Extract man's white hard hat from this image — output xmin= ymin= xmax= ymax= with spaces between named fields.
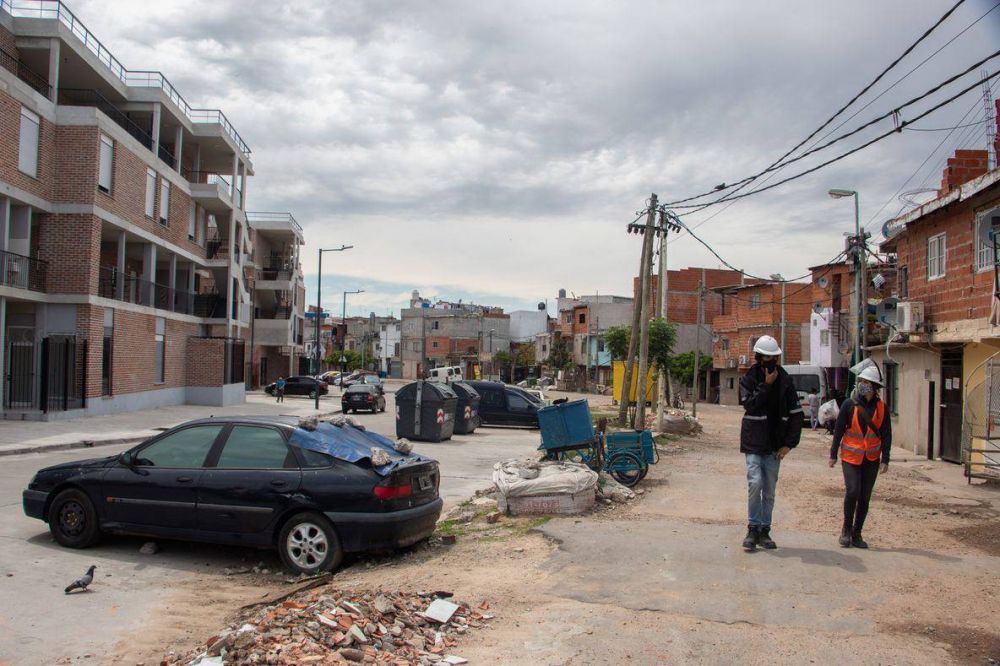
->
xmin=752 ymin=335 xmax=782 ymax=356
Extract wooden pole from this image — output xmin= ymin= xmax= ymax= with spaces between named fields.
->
xmin=618 ymin=194 xmax=657 ymax=426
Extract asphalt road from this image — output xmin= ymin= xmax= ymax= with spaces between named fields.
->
xmin=0 ymin=389 xmax=541 ymax=664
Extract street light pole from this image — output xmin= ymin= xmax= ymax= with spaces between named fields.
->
xmin=314 ymin=244 xmax=353 ymax=410
xmin=339 ymin=289 xmax=364 ymax=386
xmin=829 ymin=188 xmax=865 ymax=379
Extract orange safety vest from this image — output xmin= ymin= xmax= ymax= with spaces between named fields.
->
xmin=840 ymin=400 xmax=885 ymax=465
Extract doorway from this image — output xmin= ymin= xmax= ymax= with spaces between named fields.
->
xmin=5 ymin=326 xmax=35 ymax=409
xmin=926 ymin=381 xmax=935 ymax=460
xmin=939 ymin=349 xmax=963 ymax=463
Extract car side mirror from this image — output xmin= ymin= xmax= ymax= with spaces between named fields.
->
xmin=119 ymin=451 xmax=135 ymax=467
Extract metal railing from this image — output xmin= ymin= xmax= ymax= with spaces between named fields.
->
xmin=0 ymin=45 xmax=51 ymax=97
xmin=187 ymin=171 xmax=232 ymax=192
xmin=157 ymin=143 xmax=175 ymax=169
xmin=59 ymin=88 xmax=153 ymax=149
xmin=98 ymin=266 xmax=221 ymax=316
xmin=246 ymin=211 xmax=303 ymax=237
xmin=0 ymin=249 xmax=47 ymax=292
xmin=256 ymin=267 xmax=294 ymax=282
xmin=257 ymin=306 xmax=293 ymax=320
xmin=2 ymin=0 xmax=251 ymax=157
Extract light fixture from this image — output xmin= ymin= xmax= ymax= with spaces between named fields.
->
xmin=828 ymin=188 xmax=856 ymax=199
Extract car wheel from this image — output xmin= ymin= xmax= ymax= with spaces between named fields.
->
xmin=47 ymin=488 xmax=101 ymax=548
xmin=278 ymin=512 xmax=343 ymax=575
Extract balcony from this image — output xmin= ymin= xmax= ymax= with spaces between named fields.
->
xmin=0 ymin=45 xmax=51 ymax=97
xmin=187 ymin=172 xmax=233 ymax=213
xmin=3 ymin=0 xmax=251 ymax=158
xmin=254 ymin=317 xmax=297 ymax=347
xmin=98 ymin=265 xmax=223 ymax=316
xmin=0 ymin=249 xmax=47 ymax=292
xmin=246 ymin=212 xmax=304 ymax=242
xmin=59 ymin=88 xmax=153 ymax=150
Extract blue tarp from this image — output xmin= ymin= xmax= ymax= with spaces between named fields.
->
xmin=287 ymin=422 xmax=432 ymax=476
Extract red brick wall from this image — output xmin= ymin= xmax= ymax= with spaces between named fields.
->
xmin=111 ymin=310 xmax=200 ymax=393
xmin=188 ymin=337 xmax=225 ymax=387
xmin=76 ymin=303 xmax=105 ymax=399
xmin=0 ymin=89 xmax=56 ymax=201
xmin=0 ymin=25 xmax=19 ymax=59
xmin=35 ymin=213 xmax=101 ymax=294
xmin=811 ymin=263 xmax=852 ymax=311
xmin=635 ymin=269 xmax=749 ymax=324
xmin=938 ymin=149 xmax=988 ymax=197
xmin=712 ymin=282 xmax=811 ymax=369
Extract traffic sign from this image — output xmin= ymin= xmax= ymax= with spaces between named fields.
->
xmin=305 ymin=311 xmax=329 ymax=319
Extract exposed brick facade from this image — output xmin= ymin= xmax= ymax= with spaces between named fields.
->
xmin=634 ymin=268 xmax=757 ymax=325
xmin=712 ymin=282 xmax=812 ymax=370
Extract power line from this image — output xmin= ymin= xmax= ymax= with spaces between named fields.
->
xmin=661 ymin=0 xmax=969 ymax=208
xmin=903 ymin=119 xmax=987 ymax=131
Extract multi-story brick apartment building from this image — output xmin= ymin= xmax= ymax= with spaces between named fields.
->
xmin=0 ymin=2 xmax=303 ymax=416
xmin=400 ymin=290 xmax=510 ymax=380
xmin=552 ymin=289 xmax=633 ymax=386
xmin=870 ymin=143 xmax=1000 ymax=471
xmin=712 ymin=281 xmax=813 ymax=405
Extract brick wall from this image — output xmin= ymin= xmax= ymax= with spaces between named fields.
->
xmin=634 ymin=268 xmax=748 ymax=324
xmin=0 ymin=89 xmax=57 ymax=201
xmin=0 ymin=25 xmax=19 ymax=59
xmin=35 ymin=213 xmax=101 ymax=294
xmin=110 ymin=309 xmax=199 ymax=393
xmin=811 ymin=263 xmax=852 ymax=311
xmin=938 ymin=149 xmax=988 ymax=197
xmin=712 ymin=282 xmax=811 ymax=369
xmin=188 ymin=337 xmax=225 ymax=387
xmin=76 ymin=303 xmax=105 ymax=399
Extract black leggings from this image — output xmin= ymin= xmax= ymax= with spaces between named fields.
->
xmin=842 ymin=458 xmax=880 ymax=533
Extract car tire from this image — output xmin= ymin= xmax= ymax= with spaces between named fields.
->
xmin=278 ymin=512 xmax=343 ymax=575
xmin=48 ymin=488 xmax=101 ymax=549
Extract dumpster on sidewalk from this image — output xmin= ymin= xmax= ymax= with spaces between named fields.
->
xmin=450 ymin=381 xmax=482 ymax=435
xmin=395 ymin=380 xmax=458 ymax=442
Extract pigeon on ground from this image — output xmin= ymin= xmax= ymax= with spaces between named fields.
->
xmin=64 ymin=565 xmax=96 ymax=594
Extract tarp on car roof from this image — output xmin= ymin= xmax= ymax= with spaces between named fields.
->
xmin=287 ymin=422 xmax=432 ymax=476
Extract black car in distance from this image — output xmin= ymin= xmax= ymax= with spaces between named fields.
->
xmin=465 ymin=380 xmax=542 ymax=427
xmin=264 ymin=376 xmax=329 ymax=399
xmin=342 ymin=384 xmax=386 ymax=413
xmin=22 ymin=416 xmax=441 ymax=574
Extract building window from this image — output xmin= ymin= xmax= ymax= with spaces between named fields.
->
xmin=18 ymin=108 xmax=40 ymax=177
xmin=750 ymin=293 xmax=761 ymax=309
xmin=898 ymin=265 xmax=908 ymax=298
xmin=159 ymin=180 xmax=170 ymax=225
xmin=727 ymin=378 xmax=735 ymax=390
xmin=580 ymin=339 xmax=586 ymax=353
xmin=578 ymin=313 xmax=586 ymax=324
xmin=188 ymin=202 xmax=196 ymax=240
xmin=976 ymin=213 xmax=999 ymax=272
xmin=154 ymin=317 xmax=165 ymax=384
xmin=883 ymin=361 xmax=898 ymax=416
xmin=721 ymin=338 xmax=730 ymax=352
xmin=597 ymin=339 xmax=605 ymax=352
xmin=102 ymin=309 xmax=113 ymax=396
xmin=145 ymin=168 xmax=156 ymax=217
xmin=820 ymin=329 xmax=830 ymax=347
xmin=431 ymin=341 xmax=438 ymax=348
xmin=542 ymin=344 xmax=547 ymax=352
xmin=98 ymin=133 xmax=114 ymax=193
xmin=394 ymin=343 xmax=400 ymax=356
xmin=432 ymin=320 xmax=439 ymax=330
xmin=565 ymin=314 xmax=571 ymax=323
xmin=927 ymin=233 xmax=946 ymax=280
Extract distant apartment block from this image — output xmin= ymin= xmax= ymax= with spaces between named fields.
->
xmin=0 ymin=2 xmax=303 ymax=417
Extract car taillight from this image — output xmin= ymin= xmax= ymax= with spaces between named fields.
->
xmin=320 ymin=382 xmax=328 ymax=389
xmin=374 ymin=484 xmax=412 ymax=499
xmin=366 ymin=394 xmax=373 ymax=401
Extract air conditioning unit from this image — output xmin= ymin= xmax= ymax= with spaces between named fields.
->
xmin=738 ymin=354 xmax=748 ymax=366
xmin=896 ymin=301 xmax=925 ymax=333
xmin=727 ymin=358 xmax=737 ymax=369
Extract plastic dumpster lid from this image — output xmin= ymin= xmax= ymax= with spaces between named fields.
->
xmin=449 ymin=381 xmax=480 ymax=399
xmin=396 ymin=380 xmax=458 ymax=400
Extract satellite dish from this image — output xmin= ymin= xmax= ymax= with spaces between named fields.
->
xmin=711 ymin=333 xmax=720 ymax=343
xmin=813 ymin=303 xmax=824 ymax=315
xmin=817 ymin=276 xmax=829 ymax=289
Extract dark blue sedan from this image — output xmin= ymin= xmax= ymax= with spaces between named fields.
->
xmin=22 ymin=416 xmax=441 ymax=574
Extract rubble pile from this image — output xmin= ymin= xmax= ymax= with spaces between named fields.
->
xmin=174 ymin=588 xmax=490 ymax=666
xmin=646 ymin=410 xmax=702 ymax=435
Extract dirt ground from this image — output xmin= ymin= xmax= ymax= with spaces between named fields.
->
xmin=98 ymin=401 xmax=1000 ymax=666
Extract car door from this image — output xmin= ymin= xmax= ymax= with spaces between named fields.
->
xmin=197 ymin=424 xmax=302 ymax=536
xmin=102 ymin=424 xmax=225 ymax=531
xmin=506 ymin=389 xmax=538 ymax=426
xmin=477 ymin=386 xmax=505 ymax=424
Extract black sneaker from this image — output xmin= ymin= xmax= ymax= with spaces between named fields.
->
xmin=851 ymin=532 xmax=869 ymax=549
xmin=742 ymin=525 xmax=758 ymax=552
xmin=839 ymin=527 xmax=852 ymax=548
xmin=757 ymin=527 xmax=777 ymax=549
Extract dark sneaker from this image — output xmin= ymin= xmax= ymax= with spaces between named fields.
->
xmin=839 ymin=527 xmax=852 ymax=548
xmin=757 ymin=527 xmax=777 ymax=549
xmin=851 ymin=532 xmax=869 ymax=549
xmin=742 ymin=525 xmax=758 ymax=552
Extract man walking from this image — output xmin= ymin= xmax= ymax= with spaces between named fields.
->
xmin=275 ymin=376 xmax=286 ymax=403
xmin=807 ymin=389 xmax=821 ymax=430
xmin=739 ymin=335 xmax=804 ymax=552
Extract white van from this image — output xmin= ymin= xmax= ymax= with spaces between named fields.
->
xmin=783 ymin=364 xmax=828 ymax=409
xmin=428 ymin=365 xmax=464 ymax=383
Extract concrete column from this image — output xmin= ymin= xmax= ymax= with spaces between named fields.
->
xmin=231 ymin=154 xmax=239 ymax=202
xmin=115 ymin=231 xmax=126 ymax=300
xmin=47 ymin=39 xmax=60 ymax=103
xmin=227 ymin=210 xmax=237 ymax=336
xmin=168 ymin=253 xmax=177 ymax=311
xmin=151 ymin=103 xmax=162 ymax=157
xmin=193 ymin=143 xmax=201 ymax=174
xmin=239 ymin=167 xmax=248 ymax=211
xmin=174 ymin=126 xmax=184 ymax=174
xmin=0 ymin=198 xmax=10 ymax=252
xmin=187 ymin=262 xmax=196 ymax=293
xmin=142 ymin=243 xmax=157 ymax=305
xmin=0 ymin=297 xmax=6 ymax=409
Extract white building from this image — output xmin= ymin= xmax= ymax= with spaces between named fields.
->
xmin=509 ymin=307 xmax=550 ymax=342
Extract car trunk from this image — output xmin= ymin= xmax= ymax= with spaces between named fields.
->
xmin=375 ymin=460 xmax=439 ymax=511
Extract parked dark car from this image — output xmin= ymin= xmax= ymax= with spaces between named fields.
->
xmin=265 ymin=376 xmax=329 ymax=398
xmin=465 ymin=380 xmax=541 ymax=427
xmin=342 ymin=372 xmax=380 ymax=389
xmin=342 ymin=384 xmax=386 ymax=413
xmin=22 ymin=416 xmax=441 ymax=574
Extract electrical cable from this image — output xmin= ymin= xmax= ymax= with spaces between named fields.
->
xmin=661 ymin=0 xmax=969 ymax=208
xmin=903 ymin=119 xmax=987 ymax=131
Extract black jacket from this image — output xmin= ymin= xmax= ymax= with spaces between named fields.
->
xmin=830 ymin=396 xmax=893 ymax=465
xmin=739 ymin=364 xmax=804 ymax=455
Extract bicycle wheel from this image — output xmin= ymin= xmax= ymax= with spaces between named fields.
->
xmin=606 ymin=450 xmax=647 ymax=487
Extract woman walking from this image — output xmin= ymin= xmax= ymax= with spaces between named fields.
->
xmin=828 ymin=363 xmax=891 ymax=548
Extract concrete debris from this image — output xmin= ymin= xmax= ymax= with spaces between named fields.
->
xmin=650 ymin=412 xmax=702 ymax=435
xmin=394 ymin=438 xmax=414 ymax=454
xmin=139 ymin=541 xmax=159 ymax=555
xmin=223 ymin=567 xmax=251 ymax=576
xmin=596 ymin=472 xmax=636 ymax=503
xmin=485 ymin=511 xmax=501 ymax=524
xmin=329 ymin=415 xmax=364 ymax=430
xmin=370 ymin=448 xmax=392 ymax=467
xmin=167 ymin=588 xmax=494 ymax=666
xmin=470 ymin=497 xmax=497 ymax=509
xmin=298 ymin=416 xmax=320 ymax=431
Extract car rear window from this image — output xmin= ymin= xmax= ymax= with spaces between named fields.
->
xmin=216 ymin=425 xmax=296 ymax=469
xmin=298 ymin=448 xmax=334 ymax=468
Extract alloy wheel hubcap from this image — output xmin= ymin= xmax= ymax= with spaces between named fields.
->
xmin=287 ymin=522 xmax=329 ymax=568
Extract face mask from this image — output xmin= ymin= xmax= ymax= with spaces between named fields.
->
xmin=762 ymin=360 xmax=778 ymax=371
xmin=858 ymin=382 xmax=874 ymax=397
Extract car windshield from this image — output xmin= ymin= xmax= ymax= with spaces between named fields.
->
xmin=511 ymin=387 xmax=543 ymax=404
xmin=363 ymin=376 xmax=380 ymax=384
xmin=789 ymin=374 xmax=821 ymax=394
xmin=346 ymin=385 xmax=371 ymax=394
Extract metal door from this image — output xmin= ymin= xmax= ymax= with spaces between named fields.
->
xmin=5 ymin=326 xmax=35 ymax=409
xmin=940 ymin=348 xmax=964 ymax=463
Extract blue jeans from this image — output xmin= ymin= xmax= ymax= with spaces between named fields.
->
xmin=745 ymin=453 xmax=781 ymax=527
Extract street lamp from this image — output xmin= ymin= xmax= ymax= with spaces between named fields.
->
xmin=340 ymin=289 xmax=364 ymax=386
xmin=828 ymin=188 xmax=865 ymax=376
xmin=314 ymin=245 xmax=353 ymax=410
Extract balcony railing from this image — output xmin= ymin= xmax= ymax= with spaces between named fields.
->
xmin=0 ymin=45 xmax=51 ymax=97
xmin=157 ymin=143 xmax=176 ymax=169
xmin=256 ymin=267 xmax=294 ymax=282
xmin=187 ymin=171 xmax=232 ymax=192
xmin=59 ymin=88 xmax=153 ymax=149
xmin=246 ymin=212 xmax=303 ymax=237
xmin=2 ymin=1 xmax=251 ymax=157
xmin=257 ymin=306 xmax=293 ymax=320
xmin=0 ymin=249 xmax=47 ymax=292
xmin=98 ymin=266 xmax=222 ymax=316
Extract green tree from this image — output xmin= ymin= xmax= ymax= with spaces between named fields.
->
xmin=668 ymin=351 xmax=712 ymax=386
xmin=604 ymin=318 xmax=676 ymax=373
xmin=326 ymin=348 xmax=363 ymax=371
xmin=604 ymin=325 xmax=631 ymax=361
xmin=515 ymin=344 xmax=536 ymax=368
xmin=543 ymin=338 xmax=574 ymax=371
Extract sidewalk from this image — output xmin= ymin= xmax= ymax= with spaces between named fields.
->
xmin=0 ymin=392 xmax=343 ymax=457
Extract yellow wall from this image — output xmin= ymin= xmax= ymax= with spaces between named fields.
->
xmin=612 ymin=361 xmax=655 ymax=403
xmin=963 ymin=341 xmax=1000 ymax=476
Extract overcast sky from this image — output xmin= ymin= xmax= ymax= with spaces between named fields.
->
xmin=73 ymin=0 xmax=1000 ymax=316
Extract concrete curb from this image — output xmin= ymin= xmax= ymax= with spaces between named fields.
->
xmin=0 ymin=408 xmax=344 ymax=458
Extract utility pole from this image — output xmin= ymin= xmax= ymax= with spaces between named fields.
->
xmin=314 ymin=244 xmax=353 ymax=410
xmin=692 ymin=280 xmax=705 ymax=418
xmin=634 ymin=220 xmax=657 ymax=430
xmin=780 ymin=280 xmax=786 ymax=357
xmin=618 ymin=194 xmax=657 ymax=426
